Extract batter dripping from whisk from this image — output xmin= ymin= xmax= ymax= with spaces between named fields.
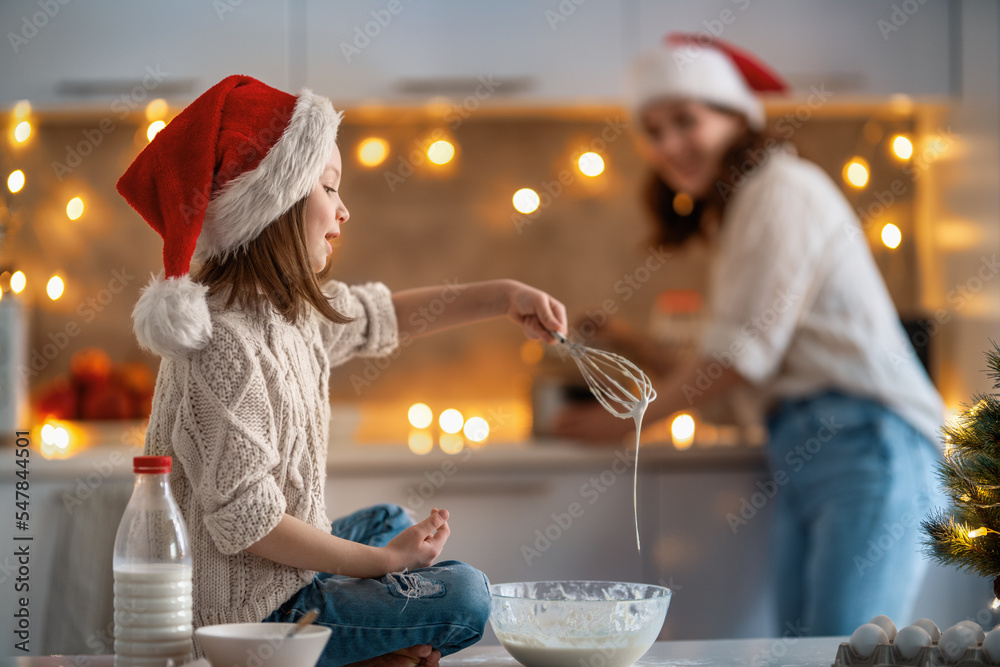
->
xmin=549 ymin=330 xmax=657 ymax=550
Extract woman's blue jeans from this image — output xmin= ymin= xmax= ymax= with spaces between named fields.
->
xmin=262 ymin=504 xmax=491 ymax=666
xmin=765 ymin=390 xmax=944 ymax=636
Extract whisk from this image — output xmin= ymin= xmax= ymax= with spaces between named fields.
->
xmin=549 ymin=330 xmax=657 ymax=418
xmin=548 ymin=329 xmax=657 ymax=550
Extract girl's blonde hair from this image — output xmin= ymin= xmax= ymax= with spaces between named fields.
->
xmin=192 ymin=196 xmax=355 ymax=326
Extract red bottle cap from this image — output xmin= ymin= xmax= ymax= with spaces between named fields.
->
xmin=133 ymin=456 xmax=172 ymax=474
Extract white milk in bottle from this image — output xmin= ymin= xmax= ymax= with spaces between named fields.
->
xmin=113 ymin=456 xmax=193 ymax=667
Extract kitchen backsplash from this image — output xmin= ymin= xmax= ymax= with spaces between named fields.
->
xmin=2 ymin=104 xmax=921 ymax=414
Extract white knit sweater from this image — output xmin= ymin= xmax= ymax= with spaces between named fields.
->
xmin=142 ymin=279 xmax=399 ymax=636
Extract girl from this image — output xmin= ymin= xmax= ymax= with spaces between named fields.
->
xmin=117 ymin=74 xmax=568 ymax=667
xmin=555 ymin=36 xmax=945 ymax=635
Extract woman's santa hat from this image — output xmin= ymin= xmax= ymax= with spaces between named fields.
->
xmin=117 ymin=74 xmax=342 ymax=359
xmin=626 ymin=33 xmax=788 ymax=130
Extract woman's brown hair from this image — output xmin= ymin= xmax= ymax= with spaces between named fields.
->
xmin=192 ymin=196 xmax=355 ymax=326
xmin=644 ymin=126 xmax=790 ymax=248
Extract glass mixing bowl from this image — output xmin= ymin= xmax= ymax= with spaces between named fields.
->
xmin=489 ymin=581 xmax=672 ymax=667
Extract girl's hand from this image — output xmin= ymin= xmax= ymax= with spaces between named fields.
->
xmin=345 ymin=645 xmax=441 ymax=667
xmin=382 ymin=508 xmax=450 ymax=572
xmin=505 ymin=281 xmax=567 ymax=343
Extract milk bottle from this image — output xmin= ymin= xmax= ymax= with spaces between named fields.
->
xmin=113 ymin=456 xmax=193 ymax=667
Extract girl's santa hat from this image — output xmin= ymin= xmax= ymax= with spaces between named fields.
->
xmin=116 ymin=74 xmax=342 ymax=359
xmin=626 ymin=33 xmax=788 ymax=130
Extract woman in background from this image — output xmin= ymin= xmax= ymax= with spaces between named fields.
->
xmin=555 ymin=34 xmax=945 ymax=636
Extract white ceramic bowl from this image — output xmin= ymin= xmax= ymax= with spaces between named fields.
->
xmin=195 ymin=622 xmax=331 ymax=667
xmin=489 ymin=581 xmax=671 ymax=667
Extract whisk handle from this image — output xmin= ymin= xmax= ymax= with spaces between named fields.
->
xmin=545 ymin=328 xmax=568 ymax=344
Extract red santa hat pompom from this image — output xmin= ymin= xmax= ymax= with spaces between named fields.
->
xmin=116 ymin=74 xmax=342 ymax=359
xmin=625 ymin=33 xmax=788 ymax=130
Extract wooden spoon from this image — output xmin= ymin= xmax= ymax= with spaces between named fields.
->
xmin=284 ymin=608 xmax=320 ymax=638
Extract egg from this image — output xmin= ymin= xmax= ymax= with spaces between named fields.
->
xmin=940 ymin=623 xmax=980 ymax=662
xmin=911 ymin=617 xmax=941 ymax=642
xmin=868 ymin=614 xmax=897 ymax=641
xmin=894 ymin=624 xmax=932 ymax=660
xmin=850 ymin=623 xmax=889 ymax=659
xmin=954 ymin=620 xmax=986 ymax=644
xmin=983 ymin=626 xmax=1000 ymax=663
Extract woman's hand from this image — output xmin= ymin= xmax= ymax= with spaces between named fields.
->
xmin=382 ymin=508 xmax=450 ymax=572
xmin=505 ymin=280 xmax=567 ymax=343
xmin=552 ymin=403 xmax=636 ymax=443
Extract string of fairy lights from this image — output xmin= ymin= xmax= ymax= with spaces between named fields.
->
xmin=2 ymin=98 xmax=173 ymax=305
xmin=3 ymin=96 xmax=920 ymax=457
xmin=843 ymin=132 xmax=914 ymax=249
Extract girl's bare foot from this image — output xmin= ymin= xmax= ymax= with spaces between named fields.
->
xmin=345 ymin=644 xmax=441 ymax=667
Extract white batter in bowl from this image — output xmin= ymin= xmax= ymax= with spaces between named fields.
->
xmin=489 ymin=581 xmax=671 ymax=667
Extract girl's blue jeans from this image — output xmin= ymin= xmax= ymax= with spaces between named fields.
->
xmin=262 ymin=504 xmax=491 ymax=666
xmin=764 ymin=389 xmax=944 ymax=636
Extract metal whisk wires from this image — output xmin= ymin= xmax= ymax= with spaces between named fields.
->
xmin=550 ymin=331 xmax=657 ymax=416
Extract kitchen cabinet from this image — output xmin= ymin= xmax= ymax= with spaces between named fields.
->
xmin=303 ymin=0 xmax=626 ymax=104
xmin=325 ymin=467 xmax=647 ymax=591
xmin=634 ymin=0 xmax=953 ymax=97
xmin=1 ymin=0 xmax=954 ymax=109
xmin=0 ymin=0 xmax=293 ymax=109
xmin=324 ymin=445 xmax=776 ymax=642
xmin=0 ymin=440 xmax=991 ymax=654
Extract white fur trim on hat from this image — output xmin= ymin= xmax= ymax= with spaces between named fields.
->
xmin=193 ymin=88 xmax=343 ymax=262
xmin=133 ymin=271 xmax=213 ymax=359
xmin=626 ymin=45 xmax=764 ymax=130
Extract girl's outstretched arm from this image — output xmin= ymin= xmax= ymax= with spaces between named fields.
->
xmin=245 ymin=508 xmax=450 ymax=577
xmin=392 ymin=278 xmax=567 ymax=342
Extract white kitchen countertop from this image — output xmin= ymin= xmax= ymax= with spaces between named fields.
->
xmin=0 ymin=437 xmax=766 ymax=481
xmin=443 ymin=637 xmax=848 ymax=667
xmin=0 ymin=637 xmax=849 ymax=666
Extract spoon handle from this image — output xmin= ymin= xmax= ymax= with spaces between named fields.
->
xmin=284 ymin=608 xmax=320 ymax=638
